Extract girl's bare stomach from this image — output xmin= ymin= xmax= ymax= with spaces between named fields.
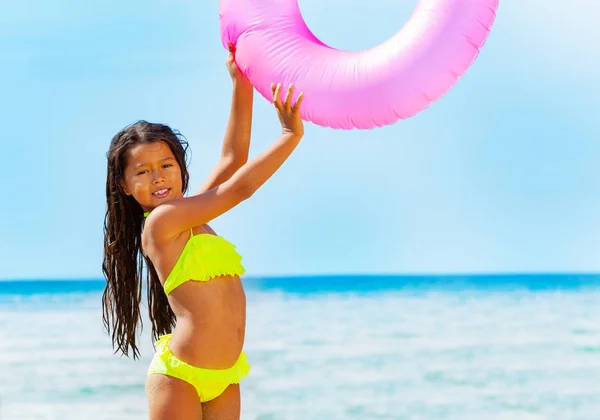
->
xmin=166 ymin=274 xmax=246 ymax=369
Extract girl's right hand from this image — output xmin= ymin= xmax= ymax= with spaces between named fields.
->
xmin=272 ymin=83 xmax=305 ymax=138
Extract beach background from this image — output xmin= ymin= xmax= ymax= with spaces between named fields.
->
xmin=2 ymin=0 xmax=600 ymax=419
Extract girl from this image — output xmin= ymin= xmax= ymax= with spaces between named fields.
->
xmin=101 ymin=47 xmax=304 ymax=420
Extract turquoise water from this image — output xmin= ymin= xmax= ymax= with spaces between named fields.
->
xmin=2 ymin=275 xmax=600 ymax=419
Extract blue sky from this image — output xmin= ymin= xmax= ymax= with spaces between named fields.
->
xmin=1 ymin=0 xmax=599 ymax=279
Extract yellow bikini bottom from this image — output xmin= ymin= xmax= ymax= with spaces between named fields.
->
xmin=147 ymin=334 xmax=251 ymax=402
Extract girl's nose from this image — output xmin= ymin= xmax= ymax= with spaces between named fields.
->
xmin=152 ymin=171 xmax=166 ymax=184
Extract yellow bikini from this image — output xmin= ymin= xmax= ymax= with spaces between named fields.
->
xmin=145 ymin=214 xmax=250 ymax=402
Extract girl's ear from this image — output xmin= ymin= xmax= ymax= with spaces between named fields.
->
xmin=120 ymin=180 xmax=131 ymax=196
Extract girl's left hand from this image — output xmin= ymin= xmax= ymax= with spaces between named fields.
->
xmin=226 ymin=43 xmax=250 ymax=85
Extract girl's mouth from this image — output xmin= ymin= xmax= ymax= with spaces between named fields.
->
xmin=152 ymin=188 xmax=170 ymax=199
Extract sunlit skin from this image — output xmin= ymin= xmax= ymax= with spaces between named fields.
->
xmin=120 ymin=137 xmax=248 ymax=420
xmin=130 ymin=46 xmax=253 ymax=420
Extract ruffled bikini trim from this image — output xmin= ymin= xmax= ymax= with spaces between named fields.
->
xmin=163 ymin=234 xmax=245 ymax=295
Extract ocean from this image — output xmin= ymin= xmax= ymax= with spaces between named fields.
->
xmin=1 ymin=274 xmax=600 ymax=420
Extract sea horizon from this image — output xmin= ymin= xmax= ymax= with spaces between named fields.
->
xmin=2 ymin=272 xmax=600 ymax=295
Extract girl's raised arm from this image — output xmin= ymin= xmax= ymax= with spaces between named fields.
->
xmin=145 ymin=83 xmax=304 ymax=243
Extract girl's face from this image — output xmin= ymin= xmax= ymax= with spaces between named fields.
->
xmin=120 ymin=141 xmax=184 ymax=212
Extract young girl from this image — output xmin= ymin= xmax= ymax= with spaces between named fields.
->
xmin=101 ymin=47 xmax=304 ymax=420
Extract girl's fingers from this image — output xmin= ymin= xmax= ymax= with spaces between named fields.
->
xmin=272 ymin=83 xmax=283 ymax=110
xmin=292 ymin=92 xmax=305 ymax=113
xmin=272 ymin=82 xmax=302 ymax=113
xmin=284 ymin=84 xmax=294 ymax=111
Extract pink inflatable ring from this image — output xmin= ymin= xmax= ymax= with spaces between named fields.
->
xmin=219 ymin=0 xmax=499 ymax=130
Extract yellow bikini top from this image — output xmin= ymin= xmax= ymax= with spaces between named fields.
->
xmin=144 ymin=212 xmax=245 ymax=295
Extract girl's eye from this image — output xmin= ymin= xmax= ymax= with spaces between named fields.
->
xmin=137 ymin=170 xmax=147 ymax=175
xmin=163 ymin=164 xmax=173 ymax=168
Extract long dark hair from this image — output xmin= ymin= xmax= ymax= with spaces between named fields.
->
xmin=102 ymin=120 xmax=190 ymax=359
